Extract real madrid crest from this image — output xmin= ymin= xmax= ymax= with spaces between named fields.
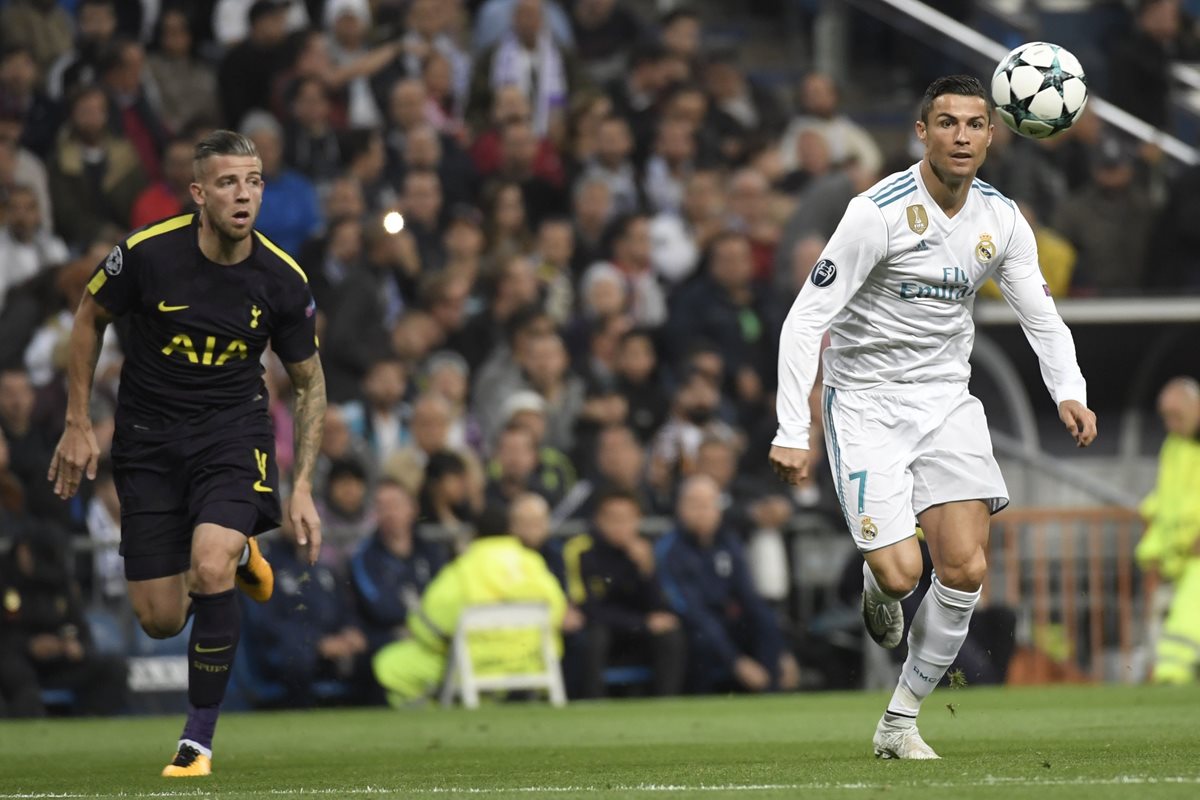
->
xmin=975 ymin=233 xmax=996 ymax=264
xmin=906 ymin=205 xmax=928 ymax=235
xmin=860 ymin=516 xmax=878 ymax=542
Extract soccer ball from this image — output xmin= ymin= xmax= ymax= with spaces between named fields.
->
xmin=990 ymin=42 xmax=1088 ymax=139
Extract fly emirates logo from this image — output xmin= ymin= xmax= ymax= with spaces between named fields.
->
xmin=899 ymin=267 xmax=975 ymax=301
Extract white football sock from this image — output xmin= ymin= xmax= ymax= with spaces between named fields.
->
xmin=862 ymin=559 xmax=914 ymax=603
xmin=237 ymin=544 xmax=250 ymax=567
xmin=179 ymin=738 xmax=212 ymax=758
xmin=886 ymin=574 xmax=980 ymax=721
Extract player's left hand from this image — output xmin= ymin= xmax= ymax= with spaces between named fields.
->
xmin=1058 ymin=400 xmax=1097 ymax=448
xmin=289 ymin=489 xmax=322 ymax=564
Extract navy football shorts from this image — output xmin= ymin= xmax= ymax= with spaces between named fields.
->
xmin=111 ymin=416 xmax=281 ymax=581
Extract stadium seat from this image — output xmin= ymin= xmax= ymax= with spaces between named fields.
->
xmin=439 ymin=603 xmax=567 ymax=709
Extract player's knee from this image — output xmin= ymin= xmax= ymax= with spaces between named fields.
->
xmin=876 ymin=567 xmax=921 ymax=598
xmin=135 ymin=608 xmax=186 ymax=639
xmin=191 ymin=555 xmax=237 ymax=594
xmin=937 ymin=550 xmax=988 ymax=592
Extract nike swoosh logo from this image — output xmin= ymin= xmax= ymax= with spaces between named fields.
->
xmin=158 ymin=301 xmax=189 ymax=312
xmin=194 ymin=644 xmax=232 ymax=654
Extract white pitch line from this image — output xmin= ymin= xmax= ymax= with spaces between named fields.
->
xmin=3 ymin=776 xmax=1200 ymax=798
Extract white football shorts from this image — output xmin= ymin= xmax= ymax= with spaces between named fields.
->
xmin=821 ymin=382 xmax=1009 ymax=551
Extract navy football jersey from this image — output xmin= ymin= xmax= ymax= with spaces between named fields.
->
xmin=86 ymin=213 xmax=317 ymax=434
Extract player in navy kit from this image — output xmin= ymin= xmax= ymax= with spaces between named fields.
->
xmin=48 ymin=130 xmax=327 ymax=777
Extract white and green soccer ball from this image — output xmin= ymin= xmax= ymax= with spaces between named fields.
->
xmin=990 ymin=41 xmax=1088 ymax=140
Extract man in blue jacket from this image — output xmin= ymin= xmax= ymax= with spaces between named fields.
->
xmin=656 ymin=475 xmax=799 ymax=694
xmin=242 ymin=505 xmax=369 ymax=708
xmin=349 ymin=480 xmax=447 ymax=653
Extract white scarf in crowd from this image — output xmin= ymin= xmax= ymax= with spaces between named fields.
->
xmin=490 ymin=30 xmax=566 ymax=137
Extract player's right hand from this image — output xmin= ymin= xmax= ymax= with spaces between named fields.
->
xmin=768 ymin=444 xmax=810 ymax=486
xmin=47 ymin=421 xmax=100 ymax=500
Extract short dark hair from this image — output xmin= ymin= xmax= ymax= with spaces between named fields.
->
xmin=660 ymin=6 xmax=699 ymax=26
xmin=593 ymin=485 xmax=642 ymax=513
xmin=193 ymin=129 xmax=259 ymax=178
xmin=919 ymin=75 xmax=991 ymax=124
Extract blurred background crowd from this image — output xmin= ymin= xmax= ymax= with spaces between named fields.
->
xmin=1 ymin=0 xmax=1199 ymax=715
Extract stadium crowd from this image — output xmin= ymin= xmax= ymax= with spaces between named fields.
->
xmin=0 ymin=0 xmax=1198 ymax=715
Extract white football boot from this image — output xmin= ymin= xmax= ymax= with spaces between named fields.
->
xmin=872 ymin=716 xmax=941 ymax=760
xmin=861 ymin=590 xmax=904 ymax=649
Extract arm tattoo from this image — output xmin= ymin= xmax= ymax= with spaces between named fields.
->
xmin=283 ymin=354 xmax=327 ymax=490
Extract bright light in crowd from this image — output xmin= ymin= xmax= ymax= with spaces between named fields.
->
xmin=383 ymin=211 xmax=405 ymax=234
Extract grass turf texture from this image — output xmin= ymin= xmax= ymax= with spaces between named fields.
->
xmin=1 ymin=685 xmax=1198 ymax=799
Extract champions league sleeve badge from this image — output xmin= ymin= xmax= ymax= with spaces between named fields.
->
xmin=104 ymin=245 xmax=123 ymax=276
xmin=810 ymin=259 xmax=837 ymax=287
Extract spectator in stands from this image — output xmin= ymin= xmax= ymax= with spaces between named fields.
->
xmin=144 ymin=5 xmax=219 ymax=133
xmin=530 ymin=217 xmax=575 ymax=324
xmin=372 ymin=506 xmax=567 ymax=705
xmin=97 ymin=38 xmax=169 ymax=184
xmin=608 ymin=330 xmax=665 ymax=445
xmin=385 ymin=392 xmax=473 ymax=494
xmin=45 ymin=0 xmax=118 ymax=101
xmin=217 ymin=0 xmax=292 ymax=129
xmin=1137 ymin=376 xmax=1200 ymax=684
xmin=659 ymin=7 xmax=702 ymax=66
xmin=643 ymin=119 xmax=697 ymax=216
xmin=512 ymin=332 xmax=587 ymax=455
xmin=0 ymin=45 xmax=60 ymax=160
xmin=468 ymin=0 xmax=582 ymax=138
xmin=243 ymin=501 xmax=370 ymax=708
xmin=313 ymin=405 xmax=374 ymax=503
xmin=656 ymin=475 xmax=799 ymax=694
xmin=498 ymin=389 xmax=578 ymax=497
xmin=672 ymin=232 xmax=774 ymax=413
xmin=0 ymin=529 xmax=127 ymax=717
xmin=48 ymin=85 xmax=146 ymax=248
xmin=1054 ymin=136 xmax=1153 ymax=294
xmin=0 ymin=367 xmax=64 ymax=525
xmin=240 ymin=110 xmax=322 ymax=255
xmin=480 ymin=181 xmax=533 ymax=269
xmin=341 ymin=357 xmax=410 ymax=467
xmin=403 ymin=124 xmax=472 ymax=210
xmin=724 ymin=169 xmax=781 ymax=282
xmin=351 ymin=479 xmax=446 ymax=654
xmin=509 ymin=491 xmax=566 ymax=586
xmin=649 ymin=369 xmax=738 ymax=495
xmin=417 ymin=450 xmax=478 ymax=536
xmin=326 ymin=0 xmax=383 ymax=128
xmin=701 ymin=48 xmax=785 ymax=166
xmin=341 ymin=129 xmax=395 ymax=214
xmin=401 ymin=169 xmax=447 ymax=270
xmin=456 ymin=255 xmax=539 ymax=375
xmin=1109 ymin=0 xmax=1200 ymax=130
xmin=584 ymin=115 xmax=639 ymax=217
xmin=129 ymin=137 xmax=196 ymax=229
xmin=396 ymin=0 xmax=471 ymax=115
xmin=560 ymin=423 xmax=656 ymax=521
xmin=0 ymin=185 xmax=68 ymax=314
xmin=84 ymin=457 xmax=123 ymax=611
xmin=317 ymin=458 xmax=376 ymax=557
xmin=565 ymin=487 xmax=685 ymax=698
xmin=486 ymin=421 xmax=568 ymax=507
xmin=600 ymin=213 xmax=667 ymax=328
xmin=284 ymin=77 xmax=342 ymax=187
xmin=424 ymin=351 xmax=482 ymax=454
xmin=606 ymin=42 xmax=670 ymax=162
xmin=780 ymin=73 xmax=883 ymax=177
xmin=0 ymin=2 xmax=73 ymax=85
xmin=1149 ymin=151 xmax=1200 ymax=290
xmin=0 ymin=428 xmax=25 ymax=527
xmin=214 ymin=0 xmax=310 ymax=47
xmin=975 ymin=111 xmax=1068 ymax=226
xmin=571 ymin=174 xmax=615 ymax=273
xmin=420 ymin=267 xmax=476 ymax=361
xmin=495 ymin=119 xmax=567 ymax=226
xmin=649 ymin=169 xmax=725 ymax=287
xmin=441 ymin=206 xmax=487 ymax=292
xmin=571 ymin=0 xmax=646 ymax=85
xmin=470 ymin=308 xmax=554 ymax=438
xmin=472 ymin=85 xmax=550 ymax=181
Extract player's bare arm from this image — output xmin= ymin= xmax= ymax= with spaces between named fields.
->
xmin=48 ymin=292 xmax=113 ymax=499
xmin=284 ymin=352 xmax=327 ymax=564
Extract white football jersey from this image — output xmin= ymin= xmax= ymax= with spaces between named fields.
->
xmin=774 ymin=162 xmax=1087 ymax=448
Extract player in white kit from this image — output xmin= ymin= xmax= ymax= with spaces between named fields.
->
xmin=769 ymin=76 xmax=1097 ymax=759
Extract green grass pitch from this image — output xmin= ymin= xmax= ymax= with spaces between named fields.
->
xmin=1 ymin=685 xmax=1199 ymax=799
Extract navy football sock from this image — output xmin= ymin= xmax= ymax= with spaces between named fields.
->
xmin=180 ymin=589 xmax=240 ymax=754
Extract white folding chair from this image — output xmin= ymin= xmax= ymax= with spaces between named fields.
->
xmin=439 ymin=602 xmax=567 ymax=709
